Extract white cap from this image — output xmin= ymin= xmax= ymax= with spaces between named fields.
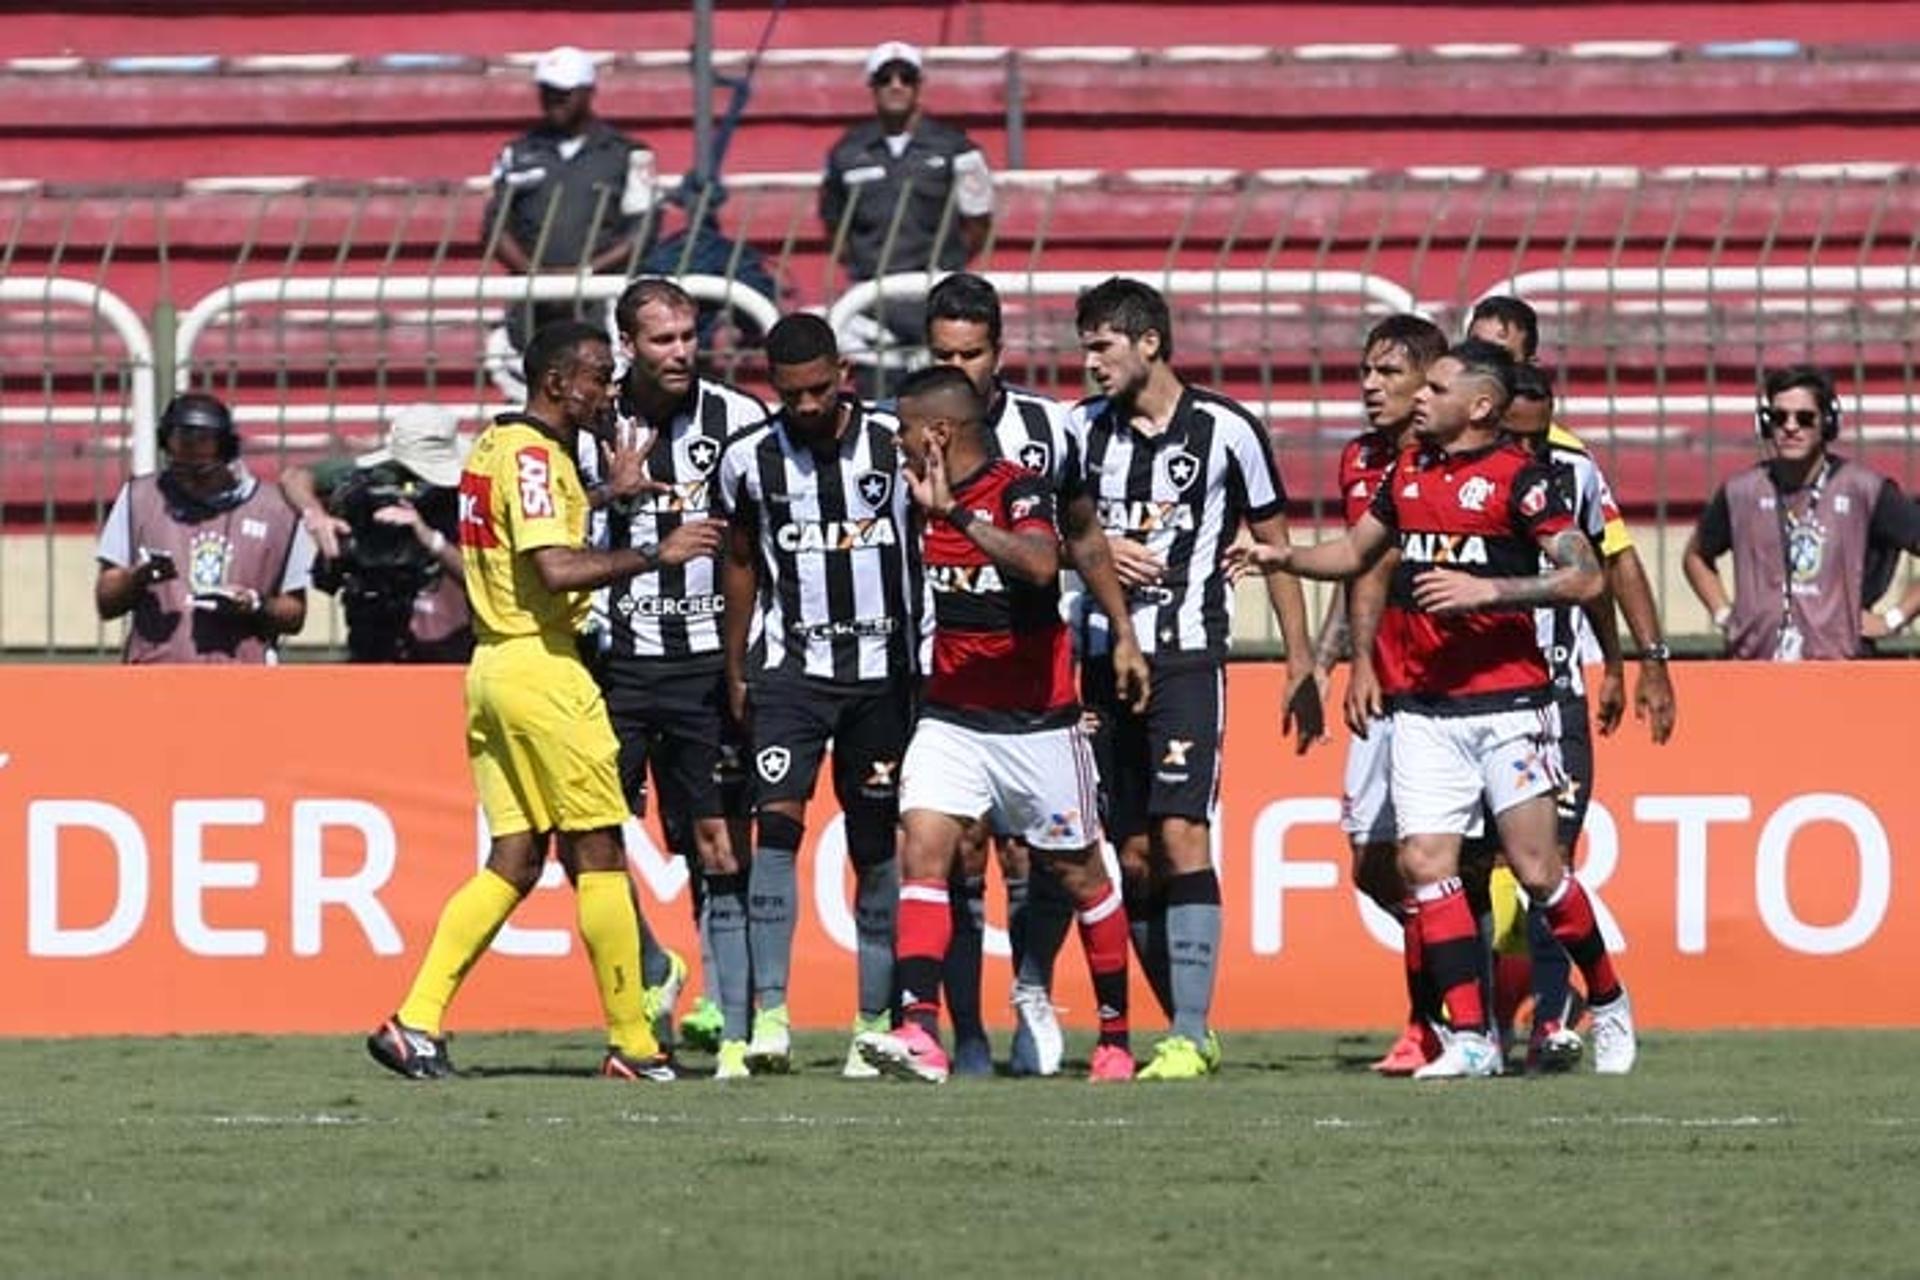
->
xmin=864 ymin=40 xmax=923 ymax=79
xmin=533 ymin=45 xmax=597 ymax=91
xmin=359 ymin=404 xmax=468 ymax=488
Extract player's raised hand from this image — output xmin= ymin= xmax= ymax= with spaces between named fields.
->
xmin=1411 ymin=567 xmax=1497 ymax=613
xmin=906 ymin=443 xmax=955 ymax=518
xmin=1344 ymin=658 xmax=1384 ymax=737
xmin=658 ymin=518 xmax=726 ymax=566
xmin=600 ymin=422 xmax=665 ymax=501
xmin=1109 ymin=537 xmax=1167 ymax=588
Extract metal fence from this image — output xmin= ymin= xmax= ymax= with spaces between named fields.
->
xmin=3 ymin=168 xmax=1918 ymax=654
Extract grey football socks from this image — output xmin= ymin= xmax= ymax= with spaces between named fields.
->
xmin=1165 ymin=868 xmax=1222 ymax=1045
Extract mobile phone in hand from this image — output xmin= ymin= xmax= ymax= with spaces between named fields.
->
xmin=139 ymin=547 xmax=177 ymax=582
xmin=191 ymin=585 xmax=248 ymax=613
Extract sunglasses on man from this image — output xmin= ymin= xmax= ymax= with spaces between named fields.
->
xmin=870 ymin=62 xmax=921 ymax=88
xmin=1763 ymin=407 xmax=1823 ymax=431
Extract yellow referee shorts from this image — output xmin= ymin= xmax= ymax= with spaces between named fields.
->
xmin=1489 ymin=864 xmax=1530 ymax=956
xmin=465 ymin=635 xmax=629 ymax=837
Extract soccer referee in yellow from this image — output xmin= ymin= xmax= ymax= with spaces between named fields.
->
xmin=368 ymin=320 xmax=724 ymax=1081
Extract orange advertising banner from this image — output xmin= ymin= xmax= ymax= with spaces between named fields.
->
xmin=2 ymin=663 xmax=1914 ymax=1036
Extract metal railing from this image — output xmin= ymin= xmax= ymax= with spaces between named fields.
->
xmin=4 ymin=169 xmax=1919 ymax=655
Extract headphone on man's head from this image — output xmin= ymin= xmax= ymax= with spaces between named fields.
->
xmin=1755 ymin=365 xmax=1841 ymax=443
xmin=158 ymin=392 xmax=240 ymax=462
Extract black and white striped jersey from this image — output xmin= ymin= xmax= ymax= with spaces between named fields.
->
xmin=1534 ymin=425 xmax=1625 ymax=700
xmin=985 ymin=383 xmax=1083 ymax=500
xmin=580 ymin=376 xmax=767 ymax=662
xmin=717 ymin=398 xmax=917 ymax=685
xmin=1073 ymin=386 xmax=1287 ymax=660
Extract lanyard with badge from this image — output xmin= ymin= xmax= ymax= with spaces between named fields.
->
xmin=1772 ymin=458 xmax=1833 ymax=662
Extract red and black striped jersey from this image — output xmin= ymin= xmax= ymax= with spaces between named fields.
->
xmin=1338 ymin=429 xmax=1399 ymax=529
xmin=1367 ymin=438 xmax=1576 ymax=715
xmin=922 ymin=460 xmax=1076 ymax=732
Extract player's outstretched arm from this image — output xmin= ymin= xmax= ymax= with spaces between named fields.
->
xmin=1229 ymin=512 xmax=1391 ymax=582
xmin=529 ymin=519 xmax=724 ymax=593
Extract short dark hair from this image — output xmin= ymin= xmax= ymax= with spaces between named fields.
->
xmin=1447 ymin=338 xmax=1517 ymax=416
xmin=1510 ymin=362 xmax=1555 ymax=405
xmin=1469 ymin=295 xmax=1540 ymax=361
xmin=1363 ymin=314 xmax=1447 ymax=369
xmin=1762 ymin=363 xmax=1836 ymax=408
xmin=765 ymin=312 xmax=839 ymax=367
xmin=896 ymin=364 xmax=985 ymax=418
xmin=524 ymin=319 xmax=609 ymax=391
xmin=925 ymin=272 xmax=1003 ymax=347
xmin=1075 ymin=276 xmax=1174 ymax=362
xmin=615 ymin=277 xmax=696 ymax=339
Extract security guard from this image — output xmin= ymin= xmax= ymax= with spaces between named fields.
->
xmin=484 ymin=45 xmax=657 ymax=347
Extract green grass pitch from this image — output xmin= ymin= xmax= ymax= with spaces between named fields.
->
xmin=2 ymin=1030 xmax=1915 ymax=1277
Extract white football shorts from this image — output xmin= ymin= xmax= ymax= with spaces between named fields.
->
xmin=1390 ymin=704 xmax=1564 ymax=839
xmin=900 ymin=716 xmax=1102 ymax=851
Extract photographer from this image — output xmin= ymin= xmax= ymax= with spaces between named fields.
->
xmin=283 ymin=405 xmax=472 ymax=663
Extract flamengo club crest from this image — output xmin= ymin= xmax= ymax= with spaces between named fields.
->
xmin=1162 ymin=447 xmax=1200 ymax=493
xmin=856 ymin=470 xmax=892 ymax=508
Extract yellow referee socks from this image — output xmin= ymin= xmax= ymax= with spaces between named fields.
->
xmin=577 ymin=870 xmax=660 ymax=1059
xmin=397 ymin=868 xmax=524 ymax=1036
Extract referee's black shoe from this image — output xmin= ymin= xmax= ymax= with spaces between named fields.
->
xmin=366 ymin=1016 xmax=455 ymax=1081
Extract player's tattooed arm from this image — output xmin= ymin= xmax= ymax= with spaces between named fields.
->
xmin=960 ymin=517 xmax=1060 ymax=586
xmin=1412 ymin=529 xmax=1603 ymax=613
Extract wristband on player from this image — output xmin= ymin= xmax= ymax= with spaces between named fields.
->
xmin=1642 ymin=642 xmax=1672 ymax=663
xmin=1884 ymin=605 xmax=1909 ymax=633
xmin=943 ymin=506 xmax=976 ymax=533
xmin=1711 ymin=605 xmax=1733 ymax=631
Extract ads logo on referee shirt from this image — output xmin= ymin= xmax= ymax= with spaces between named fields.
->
xmin=516 ymin=447 xmax=555 ymax=518
xmin=855 ymin=470 xmax=892 ymax=509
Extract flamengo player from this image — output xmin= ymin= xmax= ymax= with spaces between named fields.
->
xmin=1319 ymin=315 xmax=1451 ymax=1074
xmin=1236 ymin=340 xmax=1636 ymax=1078
xmin=858 ymin=366 xmax=1135 ymax=1084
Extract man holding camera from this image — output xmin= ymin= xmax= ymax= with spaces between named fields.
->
xmin=283 ymin=404 xmax=473 ymax=663
xmin=96 ymin=392 xmax=313 ymax=663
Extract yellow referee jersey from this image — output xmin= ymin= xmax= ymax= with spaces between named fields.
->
xmin=457 ymin=413 xmax=591 ymax=643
